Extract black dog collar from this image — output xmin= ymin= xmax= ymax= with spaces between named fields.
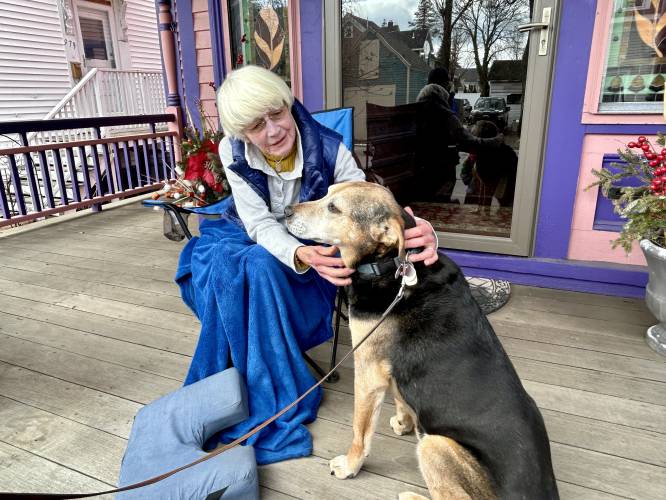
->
xmin=356 ymin=256 xmax=401 ymax=278
xmin=356 ymin=248 xmax=423 ymax=279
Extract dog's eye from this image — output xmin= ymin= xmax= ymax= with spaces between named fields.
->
xmin=327 ymin=202 xmax=341 ymax=214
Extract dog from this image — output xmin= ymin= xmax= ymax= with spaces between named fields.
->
xmin=465 ymin=120 xmax=517 ymax=210
xmin=285 ymin=182 xmax=558 ymax=500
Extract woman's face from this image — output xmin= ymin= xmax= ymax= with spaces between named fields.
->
xmin=244 ymin=106 xmax=296 ymax=158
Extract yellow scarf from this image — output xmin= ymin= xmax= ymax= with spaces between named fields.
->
xmin=263 ymin=143 xmax=297 ymax=173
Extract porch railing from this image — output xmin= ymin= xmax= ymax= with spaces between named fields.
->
xmin=42 ymin=68 xmax=166 ymax=121
xmin=25 ymin=68 xmax=167 ymax=147
xmin=0 ymin=114 xmax=178 ymax=228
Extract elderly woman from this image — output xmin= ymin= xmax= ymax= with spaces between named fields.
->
xmin=176 ymin=65 xmax=437 ymax=465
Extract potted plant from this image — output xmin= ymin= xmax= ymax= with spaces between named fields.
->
xmin=589 ymin=135 xmax=666 ymax=356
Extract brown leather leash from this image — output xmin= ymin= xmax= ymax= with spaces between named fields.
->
xmin=0 ymin=266 xmax=413 ymax=500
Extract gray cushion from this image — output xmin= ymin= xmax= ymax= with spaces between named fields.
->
xmin=118 ymin=368 xmax=259 ymax=499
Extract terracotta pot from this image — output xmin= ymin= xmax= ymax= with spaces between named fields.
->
xmin=639 ymin=239 xmax=666 ymax=356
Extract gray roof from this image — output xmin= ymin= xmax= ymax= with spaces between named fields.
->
xmin=380 ymin=30 xmax=430 ymax=71
xmin=343 ymin=13 xmax=430 ymax=72
xmin=381 ymin=28 xmax=430 ymax=50
xmin=458 ymin=68 xmax=479 ymax=83
xmin=488 ymin=60 xmax=525 ymax=81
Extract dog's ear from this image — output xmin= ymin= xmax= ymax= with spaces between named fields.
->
xmin=370 ymin=216 xmax=405 ymax=260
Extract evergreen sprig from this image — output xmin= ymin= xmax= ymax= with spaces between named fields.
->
xmin=588 ymin=134 xmax=666 ymax=253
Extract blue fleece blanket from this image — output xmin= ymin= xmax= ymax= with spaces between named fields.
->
xmin=175 ymin=211 xmax=336 ymax=465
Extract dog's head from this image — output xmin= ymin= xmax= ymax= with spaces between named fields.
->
xmin=285 ymin=182 xmax=415 ymax=268
xmin=471 ymin=120 xmax=499 ymax=138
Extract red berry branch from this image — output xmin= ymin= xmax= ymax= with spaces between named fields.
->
xmin=628 ymin=136 xmax=666 ymax=195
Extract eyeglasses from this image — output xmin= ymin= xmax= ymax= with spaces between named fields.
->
xmin=245 ymin=107 xmax=290 ymax=134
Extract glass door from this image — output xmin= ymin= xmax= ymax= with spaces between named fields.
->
xmin=325 ymin=0 xmax=560 ymax=255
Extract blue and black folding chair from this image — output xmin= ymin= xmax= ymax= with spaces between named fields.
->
xmin=144 ymin=106 xmax=358 ymax=382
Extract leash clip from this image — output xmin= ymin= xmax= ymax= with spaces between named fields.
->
xmin=395 ymin=259 xmax=418 ymax=286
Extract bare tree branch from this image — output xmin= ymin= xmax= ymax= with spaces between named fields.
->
xmin=459 ymin=0 xmax=529 ymax=96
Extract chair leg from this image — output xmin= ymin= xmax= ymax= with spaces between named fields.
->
xmin=163 ymin=204 xmax=193 ymax=240
xmin=327 ymin=290 xmax=347 ymax=383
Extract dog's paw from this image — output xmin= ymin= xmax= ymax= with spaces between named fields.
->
xmin=390 ymin=415 xmax=414 ymax=436
xmin=329 ymin=454 xmax=360 ymax=479
xmin=398 ymin=492 xmax=429 ymax=500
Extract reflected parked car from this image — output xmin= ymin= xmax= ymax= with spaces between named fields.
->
xmin=469 ymin=97 xmax=510 ymax=130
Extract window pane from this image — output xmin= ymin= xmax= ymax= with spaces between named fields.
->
xmin=340 ymin=1 xmax=530 ymax=240
xmin=80 ymin=17 xmax=108 ymax=60
xmin=342 ymin=14 xmax=431 ymax=143
xmin=599 ymin=0 xmax=666 ymax=113
xmin=228 ymin=0 xmax=291 ymax=86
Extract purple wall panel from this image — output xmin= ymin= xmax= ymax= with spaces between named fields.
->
xmin=208 ymin=0 xmax=227 ymax=86
xmin=299 ymin=1 xmax=324 ymax=111
xmin=173 ymin=0 xmax=201 ymax=130
xmin=534 ymin=0 xmax=596 ymax=259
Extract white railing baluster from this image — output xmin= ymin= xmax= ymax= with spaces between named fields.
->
xmin=28 ymin=68 xmax=166 ymax=146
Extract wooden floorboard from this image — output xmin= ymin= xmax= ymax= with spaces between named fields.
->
xmin=0 ymin=201 xmax=663 ymax=499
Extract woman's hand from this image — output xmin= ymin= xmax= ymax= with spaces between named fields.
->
xmin=296 ymin=245 xmax=355 ymax=286
xmin=403 ymin=207 xmax=439 ymax=266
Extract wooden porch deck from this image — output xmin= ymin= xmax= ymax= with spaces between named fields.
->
xmin=0 ymin=202 xmax=664 ymax=499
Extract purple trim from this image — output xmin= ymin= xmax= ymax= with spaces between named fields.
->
xmin=173 ymin=0 xmax=201 ymax=130
xmin=208 ymin=0 xmax=226 ymax=88
xmin=0 ymin=169 xmax=9 ymax=218
xmin=585 ymin=124 xmax=666 ymax=135
xmin=444 ymin=250 xmax=648 ymax=299
xmin=299 ymin=1 xmax=324 ymax=110
xmin=534 ymin=1 xmax=596 ymax=259
xmin=592 ymin=154 xmax=642 ymax=231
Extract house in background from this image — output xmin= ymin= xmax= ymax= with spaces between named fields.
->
xmin=341 ymin=14 xmax=431 ymax=140
xmin=0 ymin=0 xmax=170 ymax=217
xmin=378 ymin=21 xmax=435 ymax=67
xmin=0 ymin=0 xmax=164 ymax=123
xmin=488 ymin=59 xmax=525 ymax=127
xmin=457 ymin=67 xmax=480 ymax=93
xmin=455 ymin=67 xmax=482 ymax=111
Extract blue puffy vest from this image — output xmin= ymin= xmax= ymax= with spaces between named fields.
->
xmin=226 ymin=99 xmax=342 ymax=210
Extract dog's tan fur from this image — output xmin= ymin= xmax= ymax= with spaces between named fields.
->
xmin=287 ymin=182 xmax=496 ymax=500
xmin=286 ymin=182 xmax=406 ymax=268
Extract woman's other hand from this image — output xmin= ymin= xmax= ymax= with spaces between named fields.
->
xmin=403 ymin=207 xmax=439 ymax=266
xmin=296 ymin=245 xmax=354 ymax=286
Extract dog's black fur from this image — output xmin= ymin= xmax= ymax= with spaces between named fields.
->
xmin=470 ymin=120 xmax=517 ymax=208
xmin=349 ymin=218 xmax=559 ymax=499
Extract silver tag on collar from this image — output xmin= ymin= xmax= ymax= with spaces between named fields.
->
xmin=395 ymin=261 xmax=418 ymax=286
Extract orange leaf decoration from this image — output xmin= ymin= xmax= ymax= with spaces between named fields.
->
xmin=633 ymin=0 xmax=666 ymax=56
xmin=253 ymin=7 xmax=285 ymax=70
xmin=260 ymin=7 xmax=280 ymax=40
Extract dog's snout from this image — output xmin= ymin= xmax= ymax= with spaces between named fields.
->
xmin=284 ymin=205 xmax=294 ymax=218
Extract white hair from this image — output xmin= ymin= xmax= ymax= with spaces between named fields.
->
xmin=416 ymin=83 xmax=450 ymax=104
xmin=216 ymin=65 xmax=294 ymax=140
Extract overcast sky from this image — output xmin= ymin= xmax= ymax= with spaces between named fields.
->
xmin=353 ymin=0 xmax=420 ymax=30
